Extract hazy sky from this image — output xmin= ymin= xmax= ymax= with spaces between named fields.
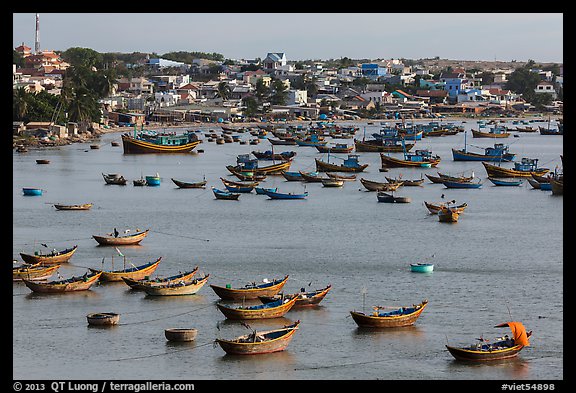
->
xmin=13 ymin=13 xmax=563 ymax=63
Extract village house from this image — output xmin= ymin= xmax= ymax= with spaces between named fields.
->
xmin=534 ymin=80 xmax=557 ymax=99
xmin=262 ymin=52 xmax=287 ymax=71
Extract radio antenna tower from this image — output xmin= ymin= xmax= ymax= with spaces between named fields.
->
xmin=34 ymin=13 xmax=40 ymax=54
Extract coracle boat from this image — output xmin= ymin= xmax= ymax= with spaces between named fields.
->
xmin=315 ymin=154 xmax=368 ymax=173
xmin=258 ymin=285 xmax=332 ymax=308
xmin=93 ymin=229 xmax=149 ymax=246
xmin=121 ymin=129 xmax=201 ymax=154
xmin=350 ymin=300 xmax=428 ymax=328
xmin=20 ymin=245 xmax=78 ymax=265
xmin=142 ymin=274 xmax=210 ymax=296
xmin=212 ymin=187 xmax=240 ymax=200
xmin=424 ymin=201 xmax=467 ymax=215
xmin=210 ymin=275 xmax=289 ymax=300
xmin=122 ymin=267 xmax=199 ymax=290
xmin=171 ymin=178 xmax=207 ymax=189
xmin=446 ymin=321 xmax=531 ymax=361
xmin=22 ymin=188 xmax=43 ymax=196
xmin=53 ymin=203 xmax=93 ymax=211
xmin=145 ymin=175 xmax=161 ymax=186
xmin=215 ymin=320 xmax=300 ymax=355
xmin=22 ymin=271 xmax=102 ymax=293
xmin=360 ymin=178 xmax=402 ymax=192
xmin=377 ymin=191 xmax=411 ymax=203
xmin=86 ymin=312 xmax=120 ymax=326
xmin=438 ymin=206 xmax=460 ymax=222
xmin=216 ymin=296 xmax=299 ymax=320
xmin=165 ymin=328 xmax=198 ymax=342
xmin=13 ymin=263 xmax=60 ymax=281
xmin=89 ymin=257 xmax=162 ymax=282
xmin=410 ymin=263 xmax=434 ymax=273
xmin=482 ymin=158 xmax=549 ymax=178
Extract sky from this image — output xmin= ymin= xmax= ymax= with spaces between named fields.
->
xmin=12 ymin=13 xmax=563 ymax=63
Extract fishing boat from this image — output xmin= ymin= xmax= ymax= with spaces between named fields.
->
xmin=446 ymin=321 xmax=531 ymax=361
xmin=89 ymin=257 xmax=162 ymax=282
xmin=36 ymin=159 xmax=50 ymax=164
xmin=281 ymin=171 xmax=304 ymax=181
xmin=354 ymin=138 xmax=414 ymax=153
xmin=526 ymin=177 xmax=543 ymax=189
xmin=92 ymin=229 xmax=150 ymax=246
xmin=385 ymin=176 xmax=424 ymax=186
xmin=133 ymin=176 xmax=147 ymax=186
xmin=539 ymin=126 xmax=562 ymax=135
xmin=22 ymin=188 xmax=43 ymax=196
xmin=255 ymin=187 xmax=278 ymax=195
xmin=22 ymin=271 xmax=102 ymax=293
xmin=299 ymin=171 xmax=326 ymax=183
xmin=424 ymin=201 xmax=467 ymax=215
xmin=377 ymin=191 xmax=411 ymax=203
xmin=482 ymin=158 xmax=549 ymax=178
xmin=212 ymin=187 xmax=240 ymax=200
xmin=13 ymin=263 xmax=60 ymax=281
xmin=437 ymin=172 xmax=475 ymax=182
xmin=86 ymin=312 xmax=120 ymax=326
xmin=251 ymin=150 xmax=296 ymax=161
xmin=227 ymin=154 xmax=292 ymax=175
xmin=379 ymin=148 xmax=441 ymax=168
xmin=221 ymin=177 xmax=258 ymax=193
xmin=102 ymin=173 xmax=127 ymax=185
xmin=141 ymin=274 xmax=210 ymax=296
xmin=425 ymin=173 xmax=445 ymax=184
xmin=258 ymin=285 xmax=332 ymax=307
xmin=294 ymin=134 xmax=327 ymax=147
xmin=215 ymin=320 xmax=300 ymax=355
xmin=441 ymin=179 xmax=483 ymax=189
xmin=487 ymin=177 xmax=524 ymax=186
xmin=315 ymin=154 xmax=368 ymax=173
xmin=228 ymin=167 xmax=267 ymax=181
xmin=121 ymin=129 xmax=201 ymax=154
xmin=452 ymin=132 xmax=515 ymax=162
xmin=321 ymin=178 xmax=344 ymax=187
xmin=216 ymin=296 xmax=299 ymax=320
xmin=171 ymin=178 xmax=207 ymax=189
xmin=122 ymin=267 xmax=199 ymax=290
xmin=438 ymin=206 xmax=460 ymax=222
xmin=471 ymin=127 xmax=510 ymax=138
xmin=262 ymin=189 xmax=309 ymax=200
xmin=20 ymin=245 xmax=78 ymax=265
xmin=410 ymin=263 xmax=434 ymax=273
xmin=350 ymin=300 xmax=428 ymax=328
xmin=53 ymin=203 xmax=93 ymax=211
xmin=550 ymin=175 xmax=563 ymax=195
xmin=360 ymin=178 xmax=402 ymax=192
xmin=210 ymin=275 xmax=290 ymax=300
xmin=326 ymin=173 xmax=357 ymax=182
xmin=216 ymin=320 xmax=300 ymax=355
xmin=315 ymin=143 xmax=354 ymax=153
xmin=267 ymin=138 xmax=298 ymax=146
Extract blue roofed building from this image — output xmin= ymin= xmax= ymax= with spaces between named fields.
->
xmin=361 ymin=63 xmax=387 ymax=80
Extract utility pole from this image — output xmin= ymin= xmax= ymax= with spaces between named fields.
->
xmin=34 ymin=13 xmax=40 ymax=54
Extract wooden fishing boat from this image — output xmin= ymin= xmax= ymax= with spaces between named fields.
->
xmin=227 ymin=159 xmax=292 ymax=175
xmin=281 ymin=171 xmax=304 ymax=181
xmin=13 ymin=264 xmax=60 ymax=281
xmin=92 ymin=229 xmax=149 ymax=246
xmin=102 ymin=173 xmax=127 ymax=185
xmin=538 ymin=126 xmax=562 ymax=135
xmin=89 ymin=257 xmax=162 ymax=282
xmin=425 ymin=173 xmax=445 ymax=184
xmin=258 ymin=285 xmax=332 ymax=307
xmin=298 ymin=171 xmax=325 ymax=183
xmin=438 ymin=206 xmax=460 ymax=222
xmin=452 ymin=143 xmax=515 ymax=162
xmin=471 ymin=128 xmax=510 ymax=138
xmin=354 ymin=139 xmax=413 ymax=153
xmin=385 ymin=176 xmax=424 ymax=186
xmin=251 ymin=150 xmax=296 ymax=161
xmin=262 ymin=189 xmax=309 ymax=199
xmin=121 ymin=130 xmax=201 ymax=154
xmin=295 ymin=136 xmax=327 ymax=147
xmin=20 ymin=245 xmax=78 ymax=265
xmin=53 ymin=203 xmax=93 ymax=211
xmin=254 ymin=187 xmax=277 ymax=195
xmin=350 ymin=300 xmax=428 ymax=328
xmin=360 ymin=178 xmax=402 ymax=192
xmin=227 ymin=167 xmax=267 ymax=181
xmin=442 ymin=179 xmax=483 ymax=189
xmin=22 ymin=271 xmax=102 ymax=293
xmin=315 ymin=155 xmax=368 ymax=173
xmin=267 ymin=138 xmax=298 ymax=146
xmin=210 ymin=275 xmax=290 ymax=300
xmin=424 ymin=201 xmax=467 ymax=215
xmin=446 ymin=321 xmax=531 ymax=361
xmin=212 ymin=187 xmax=240 ymax=200
xmin=221 ymin=177 xmax=259 ymax=190
xmin=171 ymin=178 xmax=207 ymax=189
xmin=216 ymin=296 xmax=299 ymax=320
xmin=164 ymin=328 xmax=198 ymax=342
xmin=22 ymin=188 xmax=43 ymax=196
xmin=437 ymin=172 xmax=475 ymax=182
xmin=326 ymin=173 xmax=357 ymax=181
xmin=380 ymin=150 xmax=441 ymax=168
xmin=482 ymin=159 xmax=549 ymax=178
xmin=86 ymin=312 xmax=120 ymax=326
xmin=550 ymin=175 xmax=563 ymax=195
xmin=36 ymin=159 xmax=50 ymax=164
xmin=315 ymin=143 xmax=354 ymax=153
xmin=215 ymin=320 xmax=300 ymax=355
xmin=410 ymin=263 xmax=434 ymax=273
xmin=487 ymin=177 xmax=524 ymax=186
xmin=377 ymin=191 xmax=411 ymax=203
xmin=321 ymin=178 xmax=344 ymax=187
xmin=531 ymin=172 xmax=552 ymax=183
xmin=121 ymin=267 xmax=199 ymax=290
xmin=142 ymin=274 xmax=210 ymax=296
xmin=526 ymin=177 xmax=542 ymax=189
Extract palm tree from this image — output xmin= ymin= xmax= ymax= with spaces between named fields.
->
xmin=13 ymin=87 xmax=30 ymax=121
xmin=217 ymin=81 xmax=231 ymax=101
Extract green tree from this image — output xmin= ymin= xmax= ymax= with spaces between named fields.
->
xmin=255 ymin=79 xmax=269 ymax=102
xmin=270 ymin=79 xmax=288 ymax=105
xmin=242 ymin=95 xmax=259 ymax=117
xmin=217 ymin=81 xmax=231 ymax=101
xmin=61 ymin=47 xmax=104 ymax=69
xmin=13 ymin=50 xmax=24 ymax=68
xmin=13 ymin=87 xmax=30 ymax=121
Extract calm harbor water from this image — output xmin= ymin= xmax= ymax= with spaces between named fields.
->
xmin=13 ymin=119 xmax=563 ymax=381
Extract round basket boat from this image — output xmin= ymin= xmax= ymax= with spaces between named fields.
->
xmin=86 ymin=312 xmax=120 ymax=326
xmin=164 ymin=328 xmax=197 ymax=342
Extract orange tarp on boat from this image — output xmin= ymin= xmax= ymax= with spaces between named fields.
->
xmin=498 ymin=321 xmax=530 ymax=347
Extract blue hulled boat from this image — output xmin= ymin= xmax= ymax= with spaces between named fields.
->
xmin=262 ymin=189 xmax=308 ymax=200
xmin=410 ymin=263 xmax=434 ymax=273
xmin=22 ymin=188 xmax=43 ymax=196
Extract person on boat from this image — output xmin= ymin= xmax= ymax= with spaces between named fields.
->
xmin=114 ymin=228 xmax=119 ymax=238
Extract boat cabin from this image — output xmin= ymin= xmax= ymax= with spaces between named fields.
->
xmin=236 ymin=154 xmax=259 ymax=170
xmin=343 ymin=154 xmax=362 ymax=168
xmin=514 ymin=157 xmax=539 ymax=172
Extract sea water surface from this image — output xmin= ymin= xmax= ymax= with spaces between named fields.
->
xmin=13 ymin=119 xmax=563 ymax=381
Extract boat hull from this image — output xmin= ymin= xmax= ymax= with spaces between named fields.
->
xmin=142 ymin=275 xmax=209 ymax=296
xmin=216 ymin=296 xmax=298 ymax=320
xmin=210 ymin=276 xmax=289 ymax=300
xmin=315 ymin=159 xmax=368 ymax=173
xmin=92 ymin=230 xmax=149 ymax=246
xmin=20 ymin=246 xmax=78 ymax=265
xmin=482 ymin=162 xmax=549 ymax=178
xmin=121 ymin=134 xmax=201 ymax=154
xmin=23 ymin=272 xmax=102 ymax=293
xmin=446 ymin=345 xmax=525 ymax=361
xmin=13 ymin=264 xmax=61 ymax=281
xmin=216 ymin=322 xmax=300 ymax=355
xmin=380 ymin=154 xmax=440 ymax=168
xmin=451 ymin=148 xmax=515 ymax=162
xmin=410 ymin=264 xmax=434 ymax=273
xmin=350 ymin=301 xmax=428 ymax=328
xmin=90 ymin=258 xmax=162 ymax=282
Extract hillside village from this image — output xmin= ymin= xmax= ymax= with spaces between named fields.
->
xmin=13 ymin=46 xmax=563 ymax=145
